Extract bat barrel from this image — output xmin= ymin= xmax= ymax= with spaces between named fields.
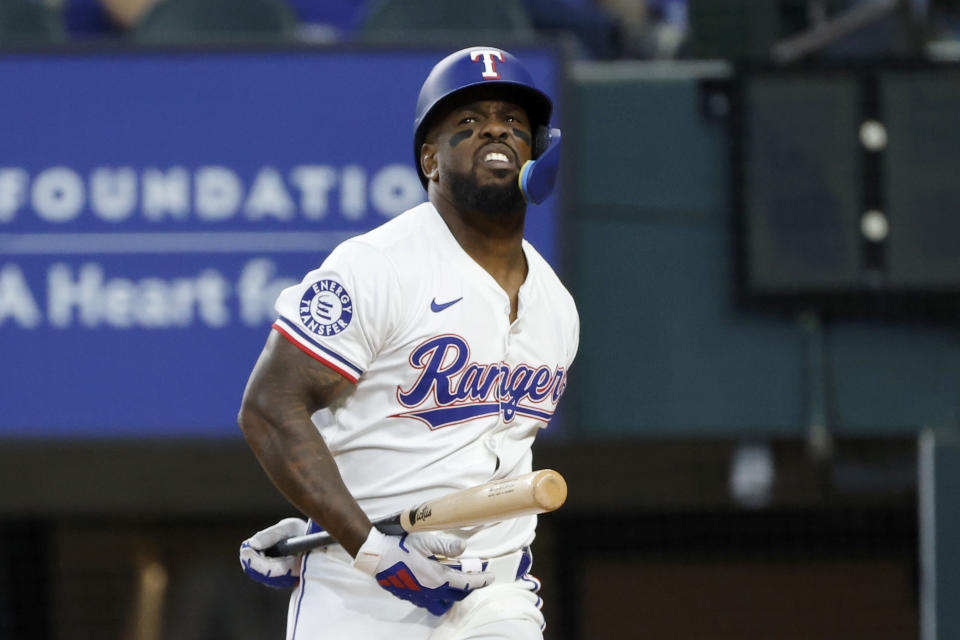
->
xmin=403 ymin=469 xmax=568 ymax=532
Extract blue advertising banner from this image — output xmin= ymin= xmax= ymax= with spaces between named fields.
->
xmin=0 ymin=47 xmax=563 ymax=437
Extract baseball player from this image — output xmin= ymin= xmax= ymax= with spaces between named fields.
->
xmin=237 ymin=46 xmax=579 ymax=639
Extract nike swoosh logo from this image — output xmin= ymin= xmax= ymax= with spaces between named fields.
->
xmin=430 ymin=297 xmax=463 ymax=313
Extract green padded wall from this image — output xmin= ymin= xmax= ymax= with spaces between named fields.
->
xmin=568 ymin=64 xmax=804 ymax=436
xmin=566 ymin=63 xmax=960 ymax=437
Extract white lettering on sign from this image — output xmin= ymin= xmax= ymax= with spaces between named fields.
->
xmin=340 ymin=165 xmax=366 ymax=221
xmin=0 ymin=258 xmax=304 ymax=330
xmin=47 ymin=263 xmax=230 ymax=329
xmin=142 ymin=167 xmax=190 ymax=220
xmin=289 ymin=165 xmax=337 ymax=220
xmin=244 ymin=167 xmax=295 ymax=221
xmin=91 ymin=167 xmax=137 ymax=222
xmin=237 ymin=258 xmax=297 ymax=326
xmin=371 ymin=164 xmax=422 ymax=218
xmin=33 ymin=167 xmax=85 ymax=223
xmin=0 ymin=169 xmax=28 ymax=223
xmin=0 ymin=164 xmax=423 ymax=224
xmin=0 ymin=264 xmax=41 ymax=328
xmin=195 ymin=166 xmax=243 ymax=221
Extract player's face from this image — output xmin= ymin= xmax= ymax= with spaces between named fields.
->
xmin=427 ymin=98 xmax=533 ymax=188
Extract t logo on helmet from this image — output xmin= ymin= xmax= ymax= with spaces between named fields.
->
xmin=469 ymin=49 xmax=505 ymax=79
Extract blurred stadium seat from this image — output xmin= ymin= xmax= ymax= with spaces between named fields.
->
xmin=0 ymin=0 xmax=65 ymax=44
xmin=132 ymin=0 xmax=297 ymax=43
xmin=359 ymin=0 xmax=536 ymax=43
xmin=686 ymin=0 xmax=788 ymax=58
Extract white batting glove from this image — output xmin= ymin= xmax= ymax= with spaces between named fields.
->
xmin=239 ymin=517 xmax=307 ymax=589
xmin=352 ymin=528 xmax=494 ymax=615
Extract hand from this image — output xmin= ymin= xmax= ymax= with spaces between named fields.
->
xmin=239 ymin=517 xmax=307 ymax=589
xmin=352 ymin=528 xmax=494 ymax=615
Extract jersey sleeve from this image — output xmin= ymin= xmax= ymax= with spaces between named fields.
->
xmin=272 ymin=239 xmax=400 ymax=383
xmin=568 ymin=300 xmax=581 ymax=368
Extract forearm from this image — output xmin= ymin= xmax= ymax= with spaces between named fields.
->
xmin=239 ymin=404 xmax=372 ymax=556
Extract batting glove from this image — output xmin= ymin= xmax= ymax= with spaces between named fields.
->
xmin=239 ymin=517 xmax=307 ymax=589
xmin=352 ymin=528 xmax=494 ymax=615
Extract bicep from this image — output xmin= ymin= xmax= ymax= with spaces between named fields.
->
xmin=241 ymin=330 xmax=354 ymax=424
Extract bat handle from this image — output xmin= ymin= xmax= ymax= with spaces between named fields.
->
xmin=263 ymin=531 xmax=334 ymax=557
xmin=262 ymin=515 xmax=405 ymax=557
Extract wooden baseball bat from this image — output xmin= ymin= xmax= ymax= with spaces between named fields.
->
xmin=264 ymin=469 xmax=567 ymax=556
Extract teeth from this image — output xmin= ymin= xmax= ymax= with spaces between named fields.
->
xmin=484 ymin=152 xmax=509 ymax=163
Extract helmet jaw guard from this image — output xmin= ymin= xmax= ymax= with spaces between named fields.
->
xmin=413 ymin=47 xmax=553 ymax=188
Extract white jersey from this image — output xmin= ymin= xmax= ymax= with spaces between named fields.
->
xmin=273 ymin=202 xmax=579 ymax=557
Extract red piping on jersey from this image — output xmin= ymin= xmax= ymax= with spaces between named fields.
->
xmin=272 ymin=323 xmax=359 ymax=384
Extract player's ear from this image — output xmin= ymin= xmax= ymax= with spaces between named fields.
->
xmin=421 ymin=143 xmax=439 ymax=182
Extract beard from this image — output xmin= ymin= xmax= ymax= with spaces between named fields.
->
xmin=449 ymin=169 xmax=525 ymax=217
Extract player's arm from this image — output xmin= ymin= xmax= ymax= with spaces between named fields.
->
xmin=237 ymin=330 xmax=372 ymax=556
xmin=238 ymin=330 xmax=493 ymax=613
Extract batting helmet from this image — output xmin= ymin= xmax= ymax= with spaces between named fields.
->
xmin=413 ymin=46 xmax=553 ymax=187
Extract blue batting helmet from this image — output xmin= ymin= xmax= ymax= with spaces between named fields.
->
xmin=413 ymin=46 xmax=553 ymax=187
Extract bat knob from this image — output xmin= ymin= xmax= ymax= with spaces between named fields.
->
xmin=533 ymin=469 xmax=567 ymax=512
